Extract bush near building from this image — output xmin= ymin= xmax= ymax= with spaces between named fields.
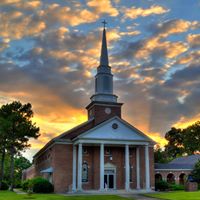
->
xmin=22 ymin=177 xmax=54 ymax=193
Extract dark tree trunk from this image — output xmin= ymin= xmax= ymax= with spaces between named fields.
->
xmin=0 ymin=148 xmax=6 ymax=190
xmin=9 ymin=147 xmax=15 ymax=191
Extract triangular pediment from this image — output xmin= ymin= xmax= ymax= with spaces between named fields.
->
xmin=77 ymin=117 xmax=154 ymax=142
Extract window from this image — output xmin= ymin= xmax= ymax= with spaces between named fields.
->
xmin=82 ymin=162 xmax=88 ymax=182
xmin=103 ymin=75 xmax=111 ymax=92
xmin=83 ymin=147 xmax=88 ymax=155
xmin=105 ymin=148 xmax=111 ymax=155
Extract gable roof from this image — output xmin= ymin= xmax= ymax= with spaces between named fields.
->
xmin=155 ymin=155 xmax=200 ymax=170
xmin=34 ymin=116 xmax=155 ymax=159
xmin=155 ymin=163 xmax=194 ymax=170
xmin=34 ymin=118 xmax=95 ymax=158
xmin=75 ymin=116 xmax=156 ymax=144
xmin=57 ymin=117 xmax=95 ymax=140
xmin=170 ymin=155 xmax=200 ymax=165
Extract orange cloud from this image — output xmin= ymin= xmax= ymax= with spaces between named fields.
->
xmin=41 ymin=4 xmax=99 ymax=27
xmin=135 ymin=36 xmax=188 ymax=60
xmin=87 ymin=0 xmax=119 ymax=17
xmin=158 ymin=20 xmax=193 ymax=38
xmin=0 ymin=0 xmax=21 ymax=4
xmin=187 ymin=34 xmax=200 ymax=48
xmin=123 ymin=5 xmax=169 ymax=19
xmin=176 ymin=50 xmax=200 ymax=65
xmin=147 ymin=132 xmax=168 ymax=147
xmin=0 ymin=11 xmax=46 ymax=39
xmin=173 ymin=114 xmax=200 ymax=129
xmin=120 ymin=30 xmax=140 ymax=36
xmin=15 ymin=0 xmax=41 ymax=10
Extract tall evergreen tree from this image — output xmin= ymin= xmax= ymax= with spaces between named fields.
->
xmin=0 ymin=101 xmax=40 ymax=190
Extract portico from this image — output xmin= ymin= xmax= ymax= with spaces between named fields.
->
xmin=72 ymin=142 xmax=151 ymax=192
xmin=71 ymin=116 xmax=153 ymax=192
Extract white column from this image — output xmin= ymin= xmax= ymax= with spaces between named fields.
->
xmin=145 ymin=145 xmax=150 ymax=190
xmin=136 ymin=147 xmax=140 ymax=190
xmin=77 ymin=143 xmax=82 ymax=191
xmin=72 ymin=145 xmax=77 ymax=192
xmin=125 ymin=144 xmax=130 ymax=191
xmin=100 ymin=143 xmax=104 ymax=190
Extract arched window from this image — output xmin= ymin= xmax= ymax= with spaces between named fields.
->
xmin=82 ymin=161 xmax=88 ymax=182
xmin=167 ymin=173 xmax=175 ymax=184
xmin=179 ymin=173 xmax=186 ymax=185
xmin=155 ymin=173 xmax=162 ymax=182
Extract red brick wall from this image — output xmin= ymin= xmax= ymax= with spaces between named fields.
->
xmin=155 ymin=170 xmax=191 ymax=184
xmin=34 ymin=147 xmax=53 ymax=177
xmin=22 ymin=165 xmax=36 ymax=180
xmin=130 ymin=148 xmax=137 ymax=189
xmin=81 ymin=146 xmax=147 ymax=190
xmin=52 ymin=144 xmax=73 ymax=193
xmin=87 ymin=104 xmax=122 ymax=125
xmin=32 ymin=144 xmax=154 ymax=193
xmin=149 ymin=147 xmax=155 ymax=189
xmin=139 ymin=146 xmax=155 ymax=189
xmin=140 ymin=146 xmax=145 ymax=188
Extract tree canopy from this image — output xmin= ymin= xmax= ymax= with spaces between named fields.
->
xmin=0 ymin=101 xmax=40 ymax=190
xmin=155 ymin=121 xmax=200 ymax=163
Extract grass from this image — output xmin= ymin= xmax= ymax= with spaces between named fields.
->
xmin=0 ymin=191 xmax=132 ymax=200
xmin=146 ymin=191 xmax=200 ymax=200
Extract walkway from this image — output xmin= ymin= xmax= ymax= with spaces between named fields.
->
xmin=13 ymin=188 xmax=27 ymax=194
xmin=120 ymin=194 xmax=160 ymax=200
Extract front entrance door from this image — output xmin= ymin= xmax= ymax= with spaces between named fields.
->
xmin=104 ymin=169 xmax=115 ymax=189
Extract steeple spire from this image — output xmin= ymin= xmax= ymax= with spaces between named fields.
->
xmin=89 ymin=20 xmax=118 ymax=103
xmin=100 ymin=20 xmax=109 ymax=66
xmin=86 ymin=21 xmax=123 ymax=122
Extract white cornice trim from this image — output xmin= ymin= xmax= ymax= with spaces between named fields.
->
xmin=155 ymin=169 xmax=192 ymax=171
xmin=74 ymin=138 xmax=149 ymax=146
xmin=73 ymin=116 xmax=155 ymax=144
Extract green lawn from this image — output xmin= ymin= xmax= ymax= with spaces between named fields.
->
xmin=0 ymin=191 xmax=131 ymax=200
xmin=146 ymin=191 xmax=200 ymax=200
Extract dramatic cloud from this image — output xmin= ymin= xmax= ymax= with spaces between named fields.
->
xmin=87 ymin=0 xmax=119 ymax=17
xmin=123 ymin=5 xmax=169 ymax=19
xmin=0 ymin=0 xmax=200 ymax=160
xmin=187 ymin=34 xmax=200 ymax=48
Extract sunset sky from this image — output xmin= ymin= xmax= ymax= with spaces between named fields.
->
xmin=0 ymin=0 xmax=200 ymax=160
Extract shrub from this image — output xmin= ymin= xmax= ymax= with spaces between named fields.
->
xmin=155 ymin=180 xmax=169 ymax=191
xmin=0 ymin=181 xmax=9 ymax=190
xmin=31 ymin=177 xmax=53 ymax=193
xmin=169 ymin=183 xmax=184 ymax=191
xmin=22 ymin=179 xmax=31 ymax=191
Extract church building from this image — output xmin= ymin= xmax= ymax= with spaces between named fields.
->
xmin=24 ymin=24 xmax=156 ymax=193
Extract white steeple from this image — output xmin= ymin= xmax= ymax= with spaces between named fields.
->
xmin=100 ymin=26 xmax=109 ymax=66
xmin=90 ymin=21 xmax=118 ymax=103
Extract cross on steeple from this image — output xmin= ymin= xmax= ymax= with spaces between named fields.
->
xmin=102 ymin=20 xmax=107 ymax=29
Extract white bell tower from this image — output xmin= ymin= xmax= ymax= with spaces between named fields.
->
xmin=90 ymin=20 xmax=118 ymax=103
xmin=86 ymin=21 xmax=123 ymax=124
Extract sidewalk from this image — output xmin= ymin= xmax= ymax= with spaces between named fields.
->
xmin=119 ymin=194 xmax=160 ymax=200
xmin=13 ymin=188 xmax=27 ymax=194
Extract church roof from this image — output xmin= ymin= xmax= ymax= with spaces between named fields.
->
xmin=33 ymin=118 xmax=95 ymax=158
xmin=155 ymin=154 xmax=200 ymax=170
xmin=170 ymin=154 xmax=200 ymax=165
xmin=155 ymin=163 xmax=194 ymax=170
xmin=34 ymin=116 xmax=155 ymax=159
xmin=75 ymin=116 xmax=156 ymax=144
xmin=58 ymin=117 xmax=95 ymax=140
